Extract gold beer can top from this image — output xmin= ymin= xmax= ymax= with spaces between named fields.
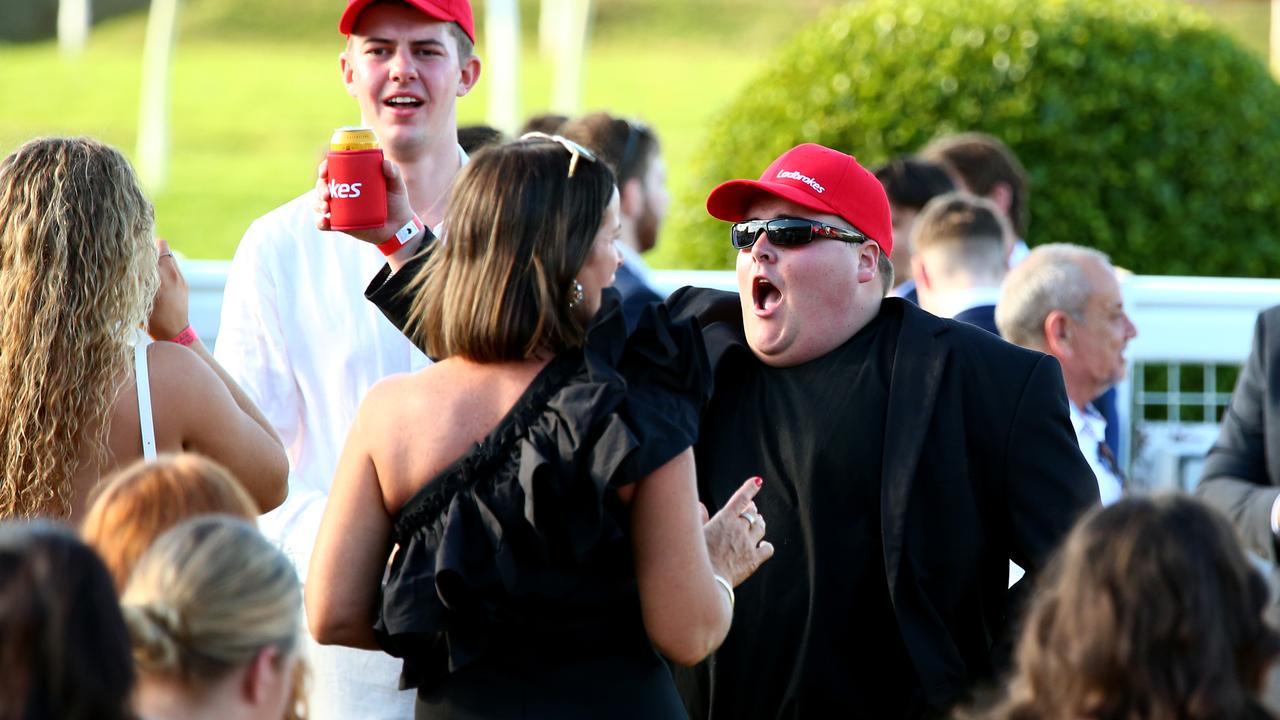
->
xmin=330 ymin=126 xmax=380 ymax=151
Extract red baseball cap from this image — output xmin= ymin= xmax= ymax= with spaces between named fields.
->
xmin=706 ymin=143 xmax=894 ymax=256
xmin=339 ymin=0 xmax=475 ymax=44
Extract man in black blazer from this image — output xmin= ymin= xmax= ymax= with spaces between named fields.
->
xmin=1197 ymin=305 xmax=1280 ymax=563
xmin=360 ymin=142 xmax=1098 ymax=719
xmin=667 ymin=144 xmax=1097 ymax=719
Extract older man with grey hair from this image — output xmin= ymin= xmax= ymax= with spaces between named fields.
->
xmin=996 ymin=243 xmax=1137 ymax=504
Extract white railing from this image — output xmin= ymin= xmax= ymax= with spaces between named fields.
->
xmin=187 ymin=261 xmax=1280 ymax=489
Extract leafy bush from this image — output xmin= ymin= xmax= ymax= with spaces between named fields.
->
xmin=661 ymin=0 xmax=1280 ymax=277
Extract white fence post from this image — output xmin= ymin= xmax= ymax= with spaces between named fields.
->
xmin=57 ymin=0 xmax=91 ymax=57
xmin=550 ymin=0 xmax=592 ymax=114
xmin=1273 ymin=0 xmax=1280 ymax=79
xmin=485 ymin=0 xmax=521 ymax=135
xmin=136 ymin=0 xmax=180 ymax=191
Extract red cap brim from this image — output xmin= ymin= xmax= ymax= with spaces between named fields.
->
xmin=706 ymin=178 xmax=844 ymax=224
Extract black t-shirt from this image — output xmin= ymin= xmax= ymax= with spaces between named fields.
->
xmin=686 ymin=302 xmax=923 ymax=719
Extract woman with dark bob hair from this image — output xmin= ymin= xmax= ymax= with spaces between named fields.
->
xmin=308 ymin=136 xmax=772 ymax=718
xmin=985 ymin=494 xmax=1279 ymax=720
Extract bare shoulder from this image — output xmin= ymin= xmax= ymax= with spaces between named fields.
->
xmin=354 ymin=361 xmax=486 ymax=461
xmin=145 ymin=341 xmax=223 ymax=397
xmin=360 ymin=361 xmax=469 ymax=429
xmin=359 ymin=358 xmax=547 ymax=497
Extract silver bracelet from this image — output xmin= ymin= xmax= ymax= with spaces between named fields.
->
xmin=713 ymin=574 xmax=735 ymax=610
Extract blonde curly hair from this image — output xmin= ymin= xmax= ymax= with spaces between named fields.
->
xmin=0 ymin=137 xmax=159 ymax=518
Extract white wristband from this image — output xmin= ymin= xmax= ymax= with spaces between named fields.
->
xmin=713 ymin=574 xmax=735 ymax=610
xmin=377 ymin=214 xmax=424 ymax=256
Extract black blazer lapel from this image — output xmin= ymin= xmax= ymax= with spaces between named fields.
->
xmin=881 ymin=300 xmax=951 ymax=600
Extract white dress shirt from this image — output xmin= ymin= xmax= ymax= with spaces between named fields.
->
xmin=216 ymin=146 xmax=466 ymax=719
xmin=1069 ymin=401 xmax=1124 ymax=506
xmin=215 ymin=190 xmax=428 ymax=720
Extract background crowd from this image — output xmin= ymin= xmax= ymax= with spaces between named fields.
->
xmin=4 ymin=0 xmax=1280 ymax=719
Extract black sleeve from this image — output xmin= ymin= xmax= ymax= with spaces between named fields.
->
xmin=363 ymin=231 xmax=436 ymax=352
xmin=619 ymin=285 xmax=664 ymax=334
xmin=664 ymin=286 xmax=741 ymax=326
xmin=1005 ymin=353 xmax=1101 ymax=572
xmin=1197 ymin=309 xmax=1280 ymax=562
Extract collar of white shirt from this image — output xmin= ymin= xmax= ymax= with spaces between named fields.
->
xmin=1070 ymin=401 xmax=1123 ymax=505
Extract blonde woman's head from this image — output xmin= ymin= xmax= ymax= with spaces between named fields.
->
xmin=122 ymin=515 xmax=300 ymax=717
xmin=0 ymin=137 xmax=159 ymax=518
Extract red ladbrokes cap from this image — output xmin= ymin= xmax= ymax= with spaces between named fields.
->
xmin=339 ymin=0 xmax=475 ymax=44
xmin=706 ymin=143 xmax=894 ymax=256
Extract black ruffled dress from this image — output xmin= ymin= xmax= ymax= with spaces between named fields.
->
xmin=374 ymin=292 xmax=710 ymax=719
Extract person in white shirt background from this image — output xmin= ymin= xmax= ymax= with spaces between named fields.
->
xmin=213 ymin=0 xmax=480 ymax=717
xmin=996 ymin=243 xmax=1138 ymax=506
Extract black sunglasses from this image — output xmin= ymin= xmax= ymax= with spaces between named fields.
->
xmin=730 ymin=217 xmax=872 ymax=250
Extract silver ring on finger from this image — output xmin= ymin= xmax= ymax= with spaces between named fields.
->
xmin=739 ymin=510 xmax=757 ymax=527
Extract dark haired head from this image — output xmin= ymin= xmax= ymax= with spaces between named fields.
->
xmin=519 ymin=112 xmax=569 ymax=137
xmin=988 ymin=494 xmax=1279 ymax=720
xmin=457 ymin=124 xmax=508 ymax=155
xmin=919 ymin=132 xmax=1029 ymax=237
xmin=407 ymin=138 xmax=617 ymax=361
xmin=873 ymin=156 xmax=956 ymax=212
xmin=559 ymin=112 xmax=660 ymax=184
xmin=0 ymin=521 xmax=134 ymax=720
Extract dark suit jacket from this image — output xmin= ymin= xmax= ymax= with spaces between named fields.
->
xmin=666 ymin=289 xmax=1099 ymax=717
xmin=950 ymin=303 xmax=1121 ymax=457
xmin=613 ymin=260 xmax=664 ymax=332
xmin=953 ymin=303 xmax=998 ymax=336
xmin=1197 ymin=305 xmax=1280 ymax=562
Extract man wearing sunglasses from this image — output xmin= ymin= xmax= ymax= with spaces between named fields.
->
xmin=358 ymin=140 xmax=1098 ymax=718
xmin=666 ymin=143 xmax=1098 ymax=719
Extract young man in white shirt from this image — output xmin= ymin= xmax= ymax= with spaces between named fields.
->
xmin=996 ymin=243 xmax=1139 ymax=505
xmin=214 ymin=1 xmax=479 ymax=717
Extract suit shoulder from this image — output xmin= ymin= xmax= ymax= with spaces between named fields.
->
xmin=929 ymin=310 xmax=1048 ymax=374
xmin=1261 ymin=304 xmax=1280 ymax=331
xmin=666 ymin=286 xmax=740 ymax=325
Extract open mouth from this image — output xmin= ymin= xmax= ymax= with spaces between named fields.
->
xmin=752 ymin=276 xmax=782 ymax=314
xmin=384 ymin=95 xmax=424 ymax=109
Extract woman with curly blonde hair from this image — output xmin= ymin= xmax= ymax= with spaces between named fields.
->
xmin=0 ymin=137 xmax=287 ymax=521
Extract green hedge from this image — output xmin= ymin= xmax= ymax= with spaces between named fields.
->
xmin=662 ymin=0 xmax=1280 ymax=276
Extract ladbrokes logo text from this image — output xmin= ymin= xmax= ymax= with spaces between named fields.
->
xmin=776 ymin=170 xmax=825 ymax=194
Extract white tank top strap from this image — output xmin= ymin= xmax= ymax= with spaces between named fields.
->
xmin=133 ymin=329 xmax=157 ymax=460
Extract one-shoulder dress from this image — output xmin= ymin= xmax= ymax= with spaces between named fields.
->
xmin=374 ymin=292 xmax=711 ymax=719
